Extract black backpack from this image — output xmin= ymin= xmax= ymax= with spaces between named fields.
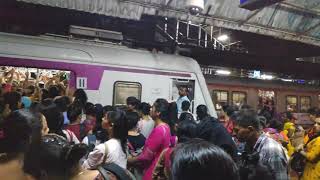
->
xmin=98 ymin=163 xmax=135 ymax=180
xmin=290 ymin=152 xmax=306 ymax=174
xmin=238 ymin=151 xmax=275 ymax=180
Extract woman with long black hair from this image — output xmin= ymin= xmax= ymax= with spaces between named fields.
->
xmin=171 ymin=139 xmax=239 ymax=180
xmin=83 ymin=110 xmax=128 ymax=169
xmin=0 ymin=110 xmax=41 ymax=180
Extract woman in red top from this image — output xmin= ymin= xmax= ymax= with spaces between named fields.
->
xmin=221 ymin=105 xmax=237 ymax=134
xmin=66 ymin=101 xmax=90 ymax=141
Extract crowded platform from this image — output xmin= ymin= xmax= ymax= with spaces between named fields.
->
xmin=0 ymin=67 xmax=319 ymax=180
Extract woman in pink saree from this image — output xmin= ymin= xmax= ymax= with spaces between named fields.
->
xmin=128 ymin=99 xmax=171 ymax=180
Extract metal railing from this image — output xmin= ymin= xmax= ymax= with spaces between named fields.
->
xmin=156 ymin=18 xmax=228 ymax=51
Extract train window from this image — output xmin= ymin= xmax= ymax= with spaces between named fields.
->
xmin=286 ymin=96 xmax=298 ymax=112
xmin=113 ymin=81 xmax=142 ymax=106
xmin=232 ymin=91 xmax=247 ymax=107
xmin=213 ymin=90 xmax=228 ymax=110
xmin=300 ymin=96 xmax=311 ymax=113
xmin=258 ymin=90 xmax=275 ymax=112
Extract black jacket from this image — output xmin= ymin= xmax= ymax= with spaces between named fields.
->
xmin=197 ymin=116 xmax=237 ymax=159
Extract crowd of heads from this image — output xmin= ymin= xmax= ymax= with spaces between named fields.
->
xmin=1 ymin=68 xmax=318 ymax=180
xmin=0 ymin=81 xmax=243 ymax=180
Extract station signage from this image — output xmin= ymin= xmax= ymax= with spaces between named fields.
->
xmin=240 ymin=0 xmax=284 ymax=10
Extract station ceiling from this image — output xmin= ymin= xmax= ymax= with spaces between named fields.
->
xmin=17 ymin=0 xmax=320 ymax=47
xmin=1 ymin=0 xmax=320 ymax=79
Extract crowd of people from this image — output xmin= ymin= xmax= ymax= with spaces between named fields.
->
xmin=0 ymin=67 xmax=320 ymax=180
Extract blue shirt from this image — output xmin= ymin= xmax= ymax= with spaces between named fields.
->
xmin=176 ymin=96 xmax=190 ymax=113
xmin=63 ymin=111 xmax=70 ymax=125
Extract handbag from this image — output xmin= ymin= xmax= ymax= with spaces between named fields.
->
xmin=290 ymin=152 xmax=306 ymax=173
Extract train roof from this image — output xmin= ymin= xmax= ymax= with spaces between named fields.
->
xmin=0 ymin=32 xmax=201 ymax=74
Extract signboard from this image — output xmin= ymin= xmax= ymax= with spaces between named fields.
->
xmin=76 ymin=77 xmax=87 ymax=89
xmin=253 ymin=70 xmax=261 ymax=78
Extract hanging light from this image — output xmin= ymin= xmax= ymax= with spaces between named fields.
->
xmin=216 ymin=70 xmax=231 ymax=75
xmin=217 ymin=34 xmax=229 ymax=41
xmin=261 ymin=74 xmax=273 ymax=80
xmin=186 ymin=0 xmax=205 ymax=15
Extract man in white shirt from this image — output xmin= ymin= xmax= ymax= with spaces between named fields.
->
xmin=176 ymin=86 xmax=190 ymax=114
xmin=179 ymin=100 xmax=196 ymax=122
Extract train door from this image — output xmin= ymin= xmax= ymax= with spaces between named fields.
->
xmin=171 ymin=78 xmax=195 ymax=113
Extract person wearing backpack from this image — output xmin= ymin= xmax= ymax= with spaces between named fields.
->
xmin=234 ymin=109 xmax=289 ymax=180
xmin=83 ymin=103 xmax=109 ymax=151
xmin=126 ymin=111 xmax=146 ymax=179
xmin=83 ymin=110 xmax=128 ymax=170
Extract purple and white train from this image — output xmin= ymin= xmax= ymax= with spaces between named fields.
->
xmin=0 ymin=32 xmax=216 ymax=117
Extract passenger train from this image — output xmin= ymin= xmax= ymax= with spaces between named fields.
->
xmin=205 ymin=75 xmax=320 ymax=114
xmin=0 ymin=32 xmax=217 ymax=118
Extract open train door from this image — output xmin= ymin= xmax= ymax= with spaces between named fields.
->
xmin=171 ymin=78 xmax=196 ymax=114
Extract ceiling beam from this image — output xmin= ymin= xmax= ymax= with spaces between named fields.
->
xmin=118 ymin=0 xmax=320 ymax=46
xmin=202 ymin=5 xmax=212 ymax=24
xmin=15 ymin=0 xmax=320 ymax=47
xmin=297 ymin=21 xmax=320 ymax=37
xmin=280 ymin=1 xmax=320 ymax=17
xmin=238 ymin=8 xmax=263 ymax=26
xmin=266 ymin=4 xmax=280 ymax=26
xmin=166 ymin=0 xmax=173 ymax=6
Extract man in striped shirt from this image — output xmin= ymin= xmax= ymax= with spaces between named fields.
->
xmin=233 ymin=109 xmax=289 ymax=180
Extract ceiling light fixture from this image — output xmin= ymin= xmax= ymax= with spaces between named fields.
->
xmin=261 ymin=74 xmax=273 ymax=80
xmin=217 ymin=34 xmax=229 ymax=41
xmin=216 ymin=70 xmax=231 ymax=75
xmin=186 ymin=0 xmax=204 ymax=16
xmin=281 ymin=78 xmax=293 ymax=82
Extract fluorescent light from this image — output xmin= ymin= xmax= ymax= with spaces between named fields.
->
xmin=261 ymin=74 xmax=273 ymax=80
xmin=216 ymin=70 xmax=231 ymax=75
xmin=281 ymin=78 xmax=293 ymax=82
xmin=217 ymin=34 xmax=229 ymax=41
